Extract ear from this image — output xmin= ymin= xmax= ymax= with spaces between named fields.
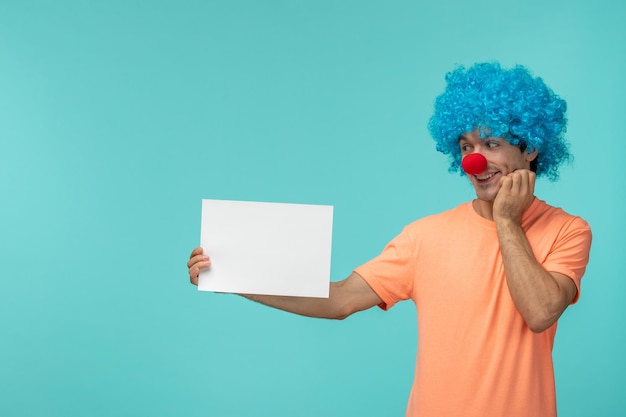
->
xmin=525 ymin=147 xmax=538 ymax=163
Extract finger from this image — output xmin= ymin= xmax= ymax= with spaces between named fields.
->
xmin=524 ymin=170 xmax=535 ymax=194
xmin=510 ymin=172 xmax=523 ymax=194
xmin=189 ymin=259 xmax=212 ymax=274
xmin=190 ymin=270 xmax=199 ymax=286
xmin=189 ymin=247 xmax=204 ymax=259
xmin=189 ymin=261 xmax=211 ymax=281
xmin=516 ymin=170 xmax=534 ymax=196
xmin=189 ymin=260 xmax=212 ymax=284
xmin=528 ymin=171 xmax=536 ymax=195
xmin=187 ymin=254 xmax=210 ymax=269
xmin=499 ymin=175 xmax=512 ymax=193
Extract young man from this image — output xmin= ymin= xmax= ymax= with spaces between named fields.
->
xmin=187 ymin=62 xmax=592 ymax=417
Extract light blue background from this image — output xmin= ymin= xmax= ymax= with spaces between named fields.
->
xmin=1 ymin=1 xmax=624 ymax=416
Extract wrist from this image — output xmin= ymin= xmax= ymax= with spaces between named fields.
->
xmin=494 ymin=216 xmax=522 ymax=231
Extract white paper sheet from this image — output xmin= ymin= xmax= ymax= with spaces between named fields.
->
xmin=198 ymin=199 xmax=333 ymax=298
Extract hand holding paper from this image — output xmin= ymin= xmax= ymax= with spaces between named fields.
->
xmin=197 ymin=199 xmax=334 ymax=298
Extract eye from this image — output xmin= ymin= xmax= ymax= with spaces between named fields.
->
xmin=485 ymin=140 xmax=499 ymax=148
xmin=460 ymin=143 xmax=472 ymax=153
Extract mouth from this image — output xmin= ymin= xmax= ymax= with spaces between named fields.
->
xmin=474 ymin=171 xmax=498 ymax=183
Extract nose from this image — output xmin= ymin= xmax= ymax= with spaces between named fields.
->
xmin=462 ymin=153 xmax=487 ymax=175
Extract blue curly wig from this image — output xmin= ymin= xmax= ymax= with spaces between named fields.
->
xmin=428 ymin=62 xmax=570 ymax=181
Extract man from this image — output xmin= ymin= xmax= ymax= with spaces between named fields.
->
xmin=187 ymin=62 xmax=592 ymax=417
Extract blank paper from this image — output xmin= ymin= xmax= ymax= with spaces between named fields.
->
xmin=198 ymin=199 xmax=333 ymax=298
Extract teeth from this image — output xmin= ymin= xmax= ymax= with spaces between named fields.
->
xmin=476 ymin=172 xmax=495 ymax=180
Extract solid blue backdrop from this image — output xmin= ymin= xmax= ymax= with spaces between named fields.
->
xmin=1 ymin=1 xmax=623 ymax=416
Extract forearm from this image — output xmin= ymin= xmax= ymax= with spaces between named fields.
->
xmin=240 ymin=290 xmax=344 ymax=320
xmin=239 ymin=273 xmax=381 ymax=320
xmin=496 ymin=219 xmax=573 ymax=332
xmin=188 ymin=247 xmax=383 ymax=320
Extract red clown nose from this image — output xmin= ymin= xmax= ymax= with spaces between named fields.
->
xmin=462 ymin=153 xmax=488 ymax=175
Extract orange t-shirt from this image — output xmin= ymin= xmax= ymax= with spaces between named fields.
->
xmin=354 ymin=198 xmax=592 ymax=417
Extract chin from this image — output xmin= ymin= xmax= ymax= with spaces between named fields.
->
xmin=474 ymin=189 xmax=498 ymax=203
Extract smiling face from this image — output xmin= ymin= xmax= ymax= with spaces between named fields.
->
xmin=459 ymin=129 xmax=538 ymax=203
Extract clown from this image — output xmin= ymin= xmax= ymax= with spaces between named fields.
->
xmin=187 ymin=62 xmax=592 ymax=417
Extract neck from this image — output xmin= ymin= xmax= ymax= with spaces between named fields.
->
xmin=472 ymin=199 xmax=495 ymax=221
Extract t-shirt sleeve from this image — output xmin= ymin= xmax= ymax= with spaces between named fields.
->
xmin=542 ymin=216 xmax=592 ymax=304
xmin=353 ymin=227 xmax=417 ymax=311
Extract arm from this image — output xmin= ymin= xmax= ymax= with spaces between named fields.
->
xmin=493 ymin=170 xmax=577 ymax=333
xmin=187 ymin=247 xmax=382 ymax=320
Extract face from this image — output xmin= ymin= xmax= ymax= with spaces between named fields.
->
xmin=459 ymin=129 xmax=537 ymax=202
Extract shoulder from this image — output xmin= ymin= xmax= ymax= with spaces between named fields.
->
xmin=525 ymin=199 xmax=592 ymax=247
xmin=527 ymin=199 xmax=590 ymax=229
xmin=404 ymin=202 xmax=470 ymax=230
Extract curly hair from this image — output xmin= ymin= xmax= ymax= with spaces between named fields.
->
xmin=428 ymin=62 xmax=570 ymax=181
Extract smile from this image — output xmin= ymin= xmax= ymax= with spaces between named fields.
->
xmin=475 ymin=172 xmax=497 ymax=182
